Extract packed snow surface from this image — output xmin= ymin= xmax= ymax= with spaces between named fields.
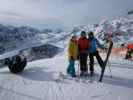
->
xmin=0 ymin=55 xmax=133 ymax=100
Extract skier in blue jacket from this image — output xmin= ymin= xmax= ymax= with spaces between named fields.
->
xmin=88 ymin=31 xmax=104 ymax=77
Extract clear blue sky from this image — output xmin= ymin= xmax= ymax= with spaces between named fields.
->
xmin=0 ymin=0 xmax=132 ymax=30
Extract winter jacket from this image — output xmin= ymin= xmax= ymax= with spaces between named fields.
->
xmin=127 ymin=44 xmax=133 ymax=50
xmin=78 ymin=37 xmax=90 ymax=54
xmin=68 ymin=39 xmax=78 ymax=60
xmin=89 ymin=37 xmax=103 ymax=53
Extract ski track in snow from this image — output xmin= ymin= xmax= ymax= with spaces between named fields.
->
xmin=0 ymin=56 xmax=133 ymax=100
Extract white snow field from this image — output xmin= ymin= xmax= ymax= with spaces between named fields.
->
xmin=0 ymin=54 xmax=133 ymax=100
xmin=0 ymin=14 xmax=133 ymax=99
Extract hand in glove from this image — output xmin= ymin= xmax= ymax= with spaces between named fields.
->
xmin=70 ymin=56 xmax=74 ymax=60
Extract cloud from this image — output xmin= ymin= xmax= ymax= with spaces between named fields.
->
xmin=0 ymin=0 xmax=132 ymax=30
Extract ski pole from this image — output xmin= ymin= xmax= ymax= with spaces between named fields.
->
xmin=107 ymin=60 xmax=113 ymax=78
xmin=77 ymin=60 xmax=80 ymax=78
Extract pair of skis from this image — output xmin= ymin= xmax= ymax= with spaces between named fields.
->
xmin=56 ymin=72 xmax=91 ymax=84
xmin=99 ymin=41 xmax=113 ymax=82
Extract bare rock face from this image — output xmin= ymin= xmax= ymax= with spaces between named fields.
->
xmin=23 ymin=44 xmax=62 ymax=61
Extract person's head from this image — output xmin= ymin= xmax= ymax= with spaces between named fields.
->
xmin=71 ymin=34 xmax=77 ymax=41
xmin=81 ymin=31 xmax=86 ymax=37
xmin=88 ymin=31 xmax=94 ymax=39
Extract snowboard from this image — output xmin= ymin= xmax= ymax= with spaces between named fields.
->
xmin=99 ymin=41 xmax=113 ymax=82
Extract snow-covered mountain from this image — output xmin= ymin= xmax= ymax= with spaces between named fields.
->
xmin=0 ymin=24 xmax=71 ymax=62
xmin=1 ymin=14 xmax=133 ymax=61
xmin=0 ymin=24 xmax=68 ymax=56
xmin=0 ymin=25 xmax=41 ymax=54
xmin=71 ymin=15 xmax=133 ymax=46
xmin=0 ymin=25 xmax=40 ymax=42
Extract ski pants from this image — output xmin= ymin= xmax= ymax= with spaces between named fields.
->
xmin=79 ymin=53 xmax=88 ymax=73
xmin=67 ymin=59 xmax=76 ymax=77
xmin=89 ymin=51 xmax=104 ymax=73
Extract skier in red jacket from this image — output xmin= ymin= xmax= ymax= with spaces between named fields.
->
xmin=78 ymin=31 xmax=90 ymax=77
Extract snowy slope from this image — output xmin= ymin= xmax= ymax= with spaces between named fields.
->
xmin=0 ymin=28 xmax=132 ymax=100
xmin=0 ymin=55 xmax=133 ymax=100
xmin=71 ymin=15 xmax=133 ymax=46
xmin=0 ymin=24 xmax=69 ymax=56
xmin=0 ymin=14 xmax=133 ymax=100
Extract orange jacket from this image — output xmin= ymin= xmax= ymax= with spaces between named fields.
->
xmin=78 ymin=37 xmax=90 ymax=53
xmin=127 ymin=43 xmax=133 ymax=49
